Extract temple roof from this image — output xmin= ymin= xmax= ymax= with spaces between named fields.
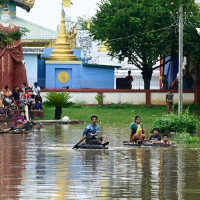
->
xmin=11 ymin=16 xmax=57 ymax=41
xmin=12 ymin=0 xmax=35 ymax=12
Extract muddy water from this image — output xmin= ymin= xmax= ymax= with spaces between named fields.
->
xmin=0 ymin=124 xmax=200 ymax=200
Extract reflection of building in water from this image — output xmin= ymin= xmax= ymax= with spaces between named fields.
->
xmin=19 ymin=132 xmax=49 ymax=199
xmin=0 ymin=135 xmax=26 ymax=199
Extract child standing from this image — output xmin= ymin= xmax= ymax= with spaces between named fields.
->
xmin=35 ymin=93 xmax=42 ymax=110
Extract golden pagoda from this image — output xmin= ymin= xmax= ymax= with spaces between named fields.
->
xmin=99 ymin=41 xmax=110 ymax=52
xmin=49 ymin=10 xmax=78 ymax=61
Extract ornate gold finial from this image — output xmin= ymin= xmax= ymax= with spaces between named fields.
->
xmin=49 ymin=10 xmax=78 ymax=61
xmin=63 ymin=0 xmax=71 ymax=7
xmin=22 ymin=0 xmax=35 ymax=9
xmin=99 ymin=41 xmax=110 ymax=52
xmin=87 ymin=19 xmax=90 ymax=29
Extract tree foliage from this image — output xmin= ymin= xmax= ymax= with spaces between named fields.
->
xmin=90 ymin=0 xmax=200 ymax=89
xmin=0 ymin=0 xmax=9 ymax=5
xmin=0 ymin=0 xmax=29 ymax=48
xmin=0 ymin=27 xmax=29 ymax=49
xmin=43 ymin=92 xmax=73 ymax=120
xmin=151 ymin=110 xmax=199 ymax=133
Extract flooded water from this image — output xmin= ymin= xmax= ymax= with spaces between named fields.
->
xmin=0 ymin=124 xmax=200 ymax=200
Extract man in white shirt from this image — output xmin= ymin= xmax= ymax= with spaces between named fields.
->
xmin=32 ymin=82 xmax=40 ymax=97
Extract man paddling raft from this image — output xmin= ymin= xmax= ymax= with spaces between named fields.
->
xmin=80 ymin=115 xmax=109 ymax=146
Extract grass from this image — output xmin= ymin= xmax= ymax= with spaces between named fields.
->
xmin=41 ymin=103 xmax=200 ymax=131
xmin=174 ymin=132 xmax=200 ymax=144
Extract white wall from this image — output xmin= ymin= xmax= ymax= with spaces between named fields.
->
xmin=104 ymin=92 xmax=146 ymax=105
xmin=24 ymin=54 xmax=38 ymax=88
xmin=151 ymin=92 xmax=195 ymax=105
xmin=40 ymin=91 xmax=195 ymax=105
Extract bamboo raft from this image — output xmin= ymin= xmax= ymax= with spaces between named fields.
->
xmin=123 ymin=141 xmax=172 ymax=147
xmin=74 ymin=143 xmax=109 ymax=149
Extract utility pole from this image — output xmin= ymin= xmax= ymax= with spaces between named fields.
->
xmin=178 ymin=4 xmax=183 ymax=114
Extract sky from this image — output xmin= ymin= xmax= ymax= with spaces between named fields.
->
xmin=16 ymin=0 xmax=101 ymax=31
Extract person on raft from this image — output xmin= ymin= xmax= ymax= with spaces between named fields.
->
xmin=128 ymin=115 xmax=145 ymax=143
xmin=161 ymin=134 xmax=171 ymax=144
xmin=149 ymin=128 xmax=162 ymax=143
xmin=14 ymin=110 xmax=27 ymax=127
xmin=81 ymin=115 xmax=109 ymax=146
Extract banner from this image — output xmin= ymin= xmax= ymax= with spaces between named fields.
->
xmin=63 ymin=0 xmax=71 ymax=7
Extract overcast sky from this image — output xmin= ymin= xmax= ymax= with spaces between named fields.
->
xmin=16 ymin=0 xmax=101 ymax=31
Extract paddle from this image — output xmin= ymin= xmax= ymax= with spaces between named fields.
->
xmin=73 ymin=136 xmax=86 ymax=149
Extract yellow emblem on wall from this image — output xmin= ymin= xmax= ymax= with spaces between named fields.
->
xmin=58 ymin=71 xmax=69 ymax=83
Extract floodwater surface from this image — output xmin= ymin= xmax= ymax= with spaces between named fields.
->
xmin=0 ymin=124 xmax=200 ymax=200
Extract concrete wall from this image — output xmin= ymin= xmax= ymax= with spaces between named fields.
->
xmin=104 ymin=92 xmax=146 ymax=105
xmin=151 ymin=92 xmax=194 ymax=105
xmin=40 ymin=89 xmax=195 ymax=106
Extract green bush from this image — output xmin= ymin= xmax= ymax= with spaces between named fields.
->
xmin=151 ymin=110 xmax=199 ymax=133
xmin=95 ymin=94 xmax=105 ymax=107
xmin=73 ymin=103 xmax=83 ymax=108
xmin=174 ymin=132 xmax=200 ymax=144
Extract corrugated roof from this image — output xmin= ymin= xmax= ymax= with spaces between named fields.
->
xmin=10 ymin=16 xmax=57 ymax=40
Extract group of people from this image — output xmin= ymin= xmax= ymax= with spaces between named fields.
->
xmin=0 ymin=82 xmax=42 ymax=117
xmin=128 ymin=116 xmax=171 ymax=144
xmin=80 ymin=115 xmax=171 ymax=146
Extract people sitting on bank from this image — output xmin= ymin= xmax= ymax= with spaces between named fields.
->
xmin=14 ymin=111 xmax=27 ymax=127
xmin=81 ymin=115 xmax=108 ymax=146
xmin=125 ymin=70 xmax=133 ymax=89
xmin=149 ymin=128 xmax=161 ymax=143
xmin=35 ymin=92 xmax=42 ymax=110
xmin=162 ymin=75 xmax=168 ymax=90
xmin=13 ymin=85 xmax=21 ymax=116
xmin=22 ymin=88 xmax=33 ymax=109
xmin=3 ymin=85 xmax=13 ymax=108
xmin=32 ymin=82 xmax=40 ymax=99
xmin=166 ymin=87 xmax=175 ymax=114
xmin=0 ymin=97 xmax=5 ymax=117
xmin=21 ymin=83 xmax=27 ymax=94
xmin=3 ymin=85 xmax=12 ymax=97
xmin=161 ymin=134 xmax=171 ymax=144
xmin=128 ymin=115 xmax=145 ymax=143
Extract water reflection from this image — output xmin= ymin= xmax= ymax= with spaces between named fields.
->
xmin=0 ymin=125 xmax=199 ymax=199
xmin=0 ymin=134 xmax=26 ymax=199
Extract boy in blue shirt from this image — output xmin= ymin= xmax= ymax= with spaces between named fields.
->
xmin=81 ymin=115 xmax=108 ymax=146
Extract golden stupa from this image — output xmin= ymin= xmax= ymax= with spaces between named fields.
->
xmin=49 ymin=10 xmax=78 ymax=61
xmin=99 ymin=41 xmax=110 ymax=52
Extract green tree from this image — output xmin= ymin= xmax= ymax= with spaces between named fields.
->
xmin=0 ymin=0 xmax=29 ymax=48
xmin=0 ymin=0 xmax=8 ymax=5
xmin=90 ymin=0 xmax=200 ymax=89
xmin=0 ymin=27 xmax=29 ymax=49
xmin=43 ymin=92 xmax=73 ymax=120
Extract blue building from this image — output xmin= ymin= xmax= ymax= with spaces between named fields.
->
xmin=42 ymin=11 xmax=119 ymax=89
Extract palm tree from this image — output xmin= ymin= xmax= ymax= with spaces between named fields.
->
xmin=43 ymin=92 xmax=73 ymax=120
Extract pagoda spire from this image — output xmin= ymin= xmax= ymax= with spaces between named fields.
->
xmin=49 ymin=10 xmax=77 ymax=61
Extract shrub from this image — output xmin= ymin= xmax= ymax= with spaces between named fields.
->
xmin=151 ymin=110 xmax=199 ymax=133
xmin=43 ymin=92 xmax=73 ymax=120
xmin=73 ymin=103 xmax=83 ymax=108
xmin=95 ymin=94 xmax=105 ymax=107
xmin=174 ymin=132 xmax=200 ymax=144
